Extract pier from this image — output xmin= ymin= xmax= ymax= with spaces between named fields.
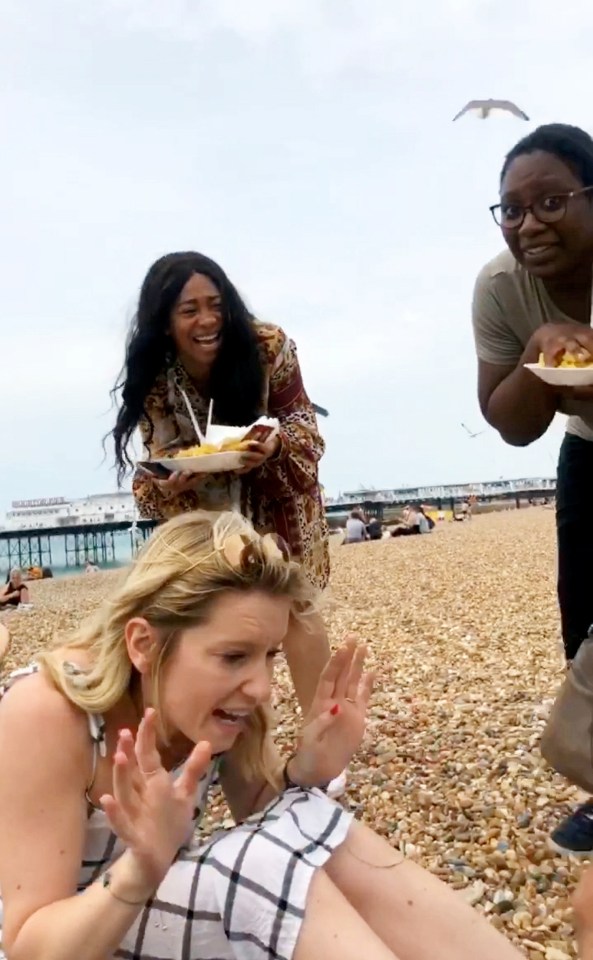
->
xmin=325 ymin=477 xmax=557 ymax=521
xmin=0 ymin=476 xmax=557 ymax=573
xmin=0 ymin=519 xmax=158 ymax=573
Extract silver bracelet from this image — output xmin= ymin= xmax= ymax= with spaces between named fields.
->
xmin=101 ymin=869 xmax=150 ymax=906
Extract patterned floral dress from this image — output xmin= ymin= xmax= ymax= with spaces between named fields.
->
xmin=133 ymin=322 xmax=330 ymax=590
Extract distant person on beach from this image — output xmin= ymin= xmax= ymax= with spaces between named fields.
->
xmin=344 ymin=510 xmax=368 ymax=544
xmin=108 ymin=252 xmax=344 ymax=797
xmin=0 ymin=569 xmax=29 ymax=609
xmin=417 ymin=505 xmax=434 ymax=533
xmin=461 ymin=500 xmax=472 ymax=520
xmin=367 ymin=517 xmax=383 ymax=540
xmin=0 ymin=510 xmax=523 ymax=960
xmin=472 ymin=123 xmax=593 ymax=855
xmin=391 ymin=506 xmax=432 ymax=537
xmin=84 ymin=560 xmax=99 ymax=574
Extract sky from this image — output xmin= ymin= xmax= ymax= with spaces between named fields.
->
xmin=2 ymin=0 xmax=592 ymax=511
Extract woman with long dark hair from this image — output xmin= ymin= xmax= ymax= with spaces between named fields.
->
xmin=472 ymin=123 xmax=593 ymax=854
xmin=109 ymin=252 xmax=335 ymax=779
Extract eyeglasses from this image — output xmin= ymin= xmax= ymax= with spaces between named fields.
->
xmin=489 ymin=185 xmax=593 ymax=229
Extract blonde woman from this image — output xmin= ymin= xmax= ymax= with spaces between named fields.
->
xmin=0 ymin=512 xmax=522 ymax=960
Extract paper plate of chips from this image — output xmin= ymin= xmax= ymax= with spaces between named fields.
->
xmin=524 ymin=352 xmax=593 ymax=387
xmin=140 ymin=417 xmax=280 ymax=476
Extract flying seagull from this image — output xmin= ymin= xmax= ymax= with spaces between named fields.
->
xmin=453 ymin=99 xmax=529 ymax=122
xmin=461 ymin=422 xmax=485 ymax=439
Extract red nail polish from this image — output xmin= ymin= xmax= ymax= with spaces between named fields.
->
xmin=330 ymin=704 xmax=339 ymax=716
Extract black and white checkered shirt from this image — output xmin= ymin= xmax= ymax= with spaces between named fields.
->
xmin=0 ymin=665 xmax=352 ymax=960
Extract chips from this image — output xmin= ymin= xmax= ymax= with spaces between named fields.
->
xmin=538 ymin=350 xmax=593 ymax=369
xmin=172 ymin=436 xmax=251 ymax=459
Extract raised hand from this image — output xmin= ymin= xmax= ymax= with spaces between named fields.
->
xmin=155 ymin=471 xmax=201 ymax=496
xmin=530 ymin=323 xmax=593 ymax=401
xmin=235 ymin=435 xmax=281 ymax=474
xmin=100 ymin=709 xmax=212 ymax=887
xmin=288 ymin=641 xmax=375 ymax=788
xmin=535 ymin=321 xmax=593 ymax=367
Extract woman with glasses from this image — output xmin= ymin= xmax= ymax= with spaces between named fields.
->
xmin=472 ymin=123 xmax=593 ymax=856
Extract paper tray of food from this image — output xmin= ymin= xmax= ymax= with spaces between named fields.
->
xmin=524 ymin=351 xmax=593 ymax=387
xmin=140 ymin=417 xmax=280 ymax=476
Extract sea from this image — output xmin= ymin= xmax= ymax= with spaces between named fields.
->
xmin=0 ymin=530 xmax=139 ymax=580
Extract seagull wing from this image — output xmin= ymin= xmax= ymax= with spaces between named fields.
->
xmin=452 ymin=100 xmax=486 ymax=121
xmin=491 ymin=100 xmax=530 ymax=120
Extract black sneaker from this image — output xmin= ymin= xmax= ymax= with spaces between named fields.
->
xmin=549 ymin=802 xmax=593 ymax=856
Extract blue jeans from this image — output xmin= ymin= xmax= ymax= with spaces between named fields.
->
xmin=556 ymin=433 xmax=593 ymax=661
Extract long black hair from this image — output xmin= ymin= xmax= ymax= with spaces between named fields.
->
xmin=110 ymin=252 xmax=265 ymax=484
xmin=501 ymin=123 xmax=593 ymax=186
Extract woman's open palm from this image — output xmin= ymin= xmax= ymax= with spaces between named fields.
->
xmin=293 ymin=641 xmax=374 ymax=786
xmin=100 ymin=709 xmax=212 ymax=885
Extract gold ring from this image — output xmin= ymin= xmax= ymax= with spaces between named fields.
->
xmin=345 ymin=697 xmax=356 ymax=704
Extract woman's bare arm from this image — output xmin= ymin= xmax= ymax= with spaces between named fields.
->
xmin=0 ymin=676 xmax=153 ymax=960
xmin=478 ymin=352 xmax=557 ymax=447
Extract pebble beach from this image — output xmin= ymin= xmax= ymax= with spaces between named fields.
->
xmin=1 ymin=508 xmax=585 ymax=959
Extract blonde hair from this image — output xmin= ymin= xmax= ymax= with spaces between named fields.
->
xmin=38 ymin=510 xmax=317 ymax=784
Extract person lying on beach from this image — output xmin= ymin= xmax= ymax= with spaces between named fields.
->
xmin=0 ymin=511 xmax=522 ymax=960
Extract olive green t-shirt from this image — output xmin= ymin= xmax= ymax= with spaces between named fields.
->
xmin=472 ymin=249 xmax=593 ymax=443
